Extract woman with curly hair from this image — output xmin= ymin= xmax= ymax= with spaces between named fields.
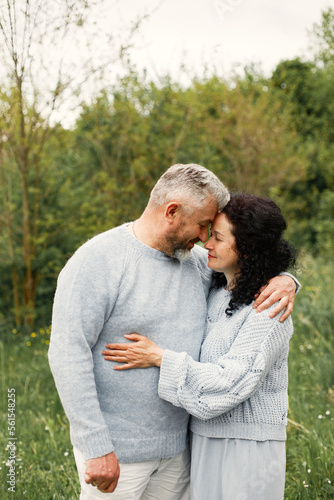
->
xmin=103 ymin=193 xmax=298 ymax=500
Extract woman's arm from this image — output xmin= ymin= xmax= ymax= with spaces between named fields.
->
xmin=102 ymin=334 xmax=164 ymax=370
xmin=158 ymin=308 xmax=293 ymax=420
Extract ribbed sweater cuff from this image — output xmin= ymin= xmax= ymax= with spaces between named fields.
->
xmin=190 ymin=421 xmax=287 ymax=442
xmin=72 ymin=425 xmax=115 ymax=460
xmin=158 ymin=350 xmax=187 ymax=406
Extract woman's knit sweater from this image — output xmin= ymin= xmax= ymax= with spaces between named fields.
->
xmin=158 ymin=287 xmax=293 ymax=442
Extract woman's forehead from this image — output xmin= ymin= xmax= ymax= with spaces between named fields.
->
xmin=212 ymin=213 xmax=234 ymax=233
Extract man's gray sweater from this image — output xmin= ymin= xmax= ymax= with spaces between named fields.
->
xmin=48 ymin=224 xmax=211 ymax=462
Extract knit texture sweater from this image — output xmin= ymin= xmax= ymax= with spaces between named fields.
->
xmin=48 ymin=224 xmax=211 ymax=462
xmin=158 ymin=287 xmax=293 ymax=442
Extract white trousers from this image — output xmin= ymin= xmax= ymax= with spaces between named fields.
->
xmin=73 ymin=446 xmax=190 ymax=500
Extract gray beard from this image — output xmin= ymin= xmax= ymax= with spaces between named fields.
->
xmin=163 ymin=230 xmax=195 ymax=261
xmin=173 ymin=248 xmax=192 ymax=261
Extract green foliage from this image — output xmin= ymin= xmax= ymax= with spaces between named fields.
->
xmin=285 ymin=256 xmax=334 ymax=498
xmin=269 ymin=35 xmax=334 ymax=258
xmin=1 ymin=7 xmax=334 ymax=326
xmin=0 ymin=336 xmax=80 ymax=498
xmin=311 ymin=7 xmax=334 ymax=66
xmin=0 ymin=126 xmax=78 ymax=332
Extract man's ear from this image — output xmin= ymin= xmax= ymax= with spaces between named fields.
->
xmin=164 ymin=202 xmax=181 ymax=223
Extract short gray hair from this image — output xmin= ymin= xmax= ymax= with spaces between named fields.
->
xmin=148 ymin=163 xmax=230 ymax=212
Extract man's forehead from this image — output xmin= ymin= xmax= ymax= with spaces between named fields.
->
xmin=189 ymin=198 xmax=218 ymax=223
xmin=201 ymin=204 xmax=218 ymax=222
xmin=199 ymin=217 xmax=214 ymax=225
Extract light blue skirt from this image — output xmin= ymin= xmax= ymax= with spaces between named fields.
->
xmin=190 ymin=434 xmax=286 ymax=500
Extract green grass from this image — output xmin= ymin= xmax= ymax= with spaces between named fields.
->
xmin=0 ymin=330 xmax=80 ymax=498
xmin=0 ymin=255 xmax=333 ymax=498
xmin=284 ymin=256 xmax=334 ymax=498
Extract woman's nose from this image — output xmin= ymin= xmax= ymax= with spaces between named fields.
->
xmin=204 ymin=237 xmax=213 ymax=249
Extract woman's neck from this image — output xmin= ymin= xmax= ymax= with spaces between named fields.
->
xmin=225 ymin=273 xmax=237 ymax=291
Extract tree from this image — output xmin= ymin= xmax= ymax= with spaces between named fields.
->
xmin=268 ymin=9 xmax=334 ymax=256
xmin=310 ymin=7 xmax=334 ymax=66
xmin=0 ymin=0 xmax=145 ymax=327
xmin=65 ymin=70 xmax=306 ymax=235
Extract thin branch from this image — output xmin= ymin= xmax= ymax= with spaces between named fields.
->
xmin=0 ymin=13 xmax=12 ymax=56
xmin=287 ymin=418 xmax=310 ymax=435
xmin=7 ymin=0 xmax=17 ymax=69
xmin=20 ymin=0 xmax=30 ymax=74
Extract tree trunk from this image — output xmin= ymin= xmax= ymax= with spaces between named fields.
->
xmin=17 ymin=77 xmax=35 ymax=326
xmin=0 ymin=151 xmax=22 ymax=326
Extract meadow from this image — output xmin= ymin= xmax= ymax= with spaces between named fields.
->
xmin=0 ymin=256 xmax=333 ymax=499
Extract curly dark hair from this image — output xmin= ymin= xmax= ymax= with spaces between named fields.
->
xmin=213 ymin=193 xmax=298 ymax=316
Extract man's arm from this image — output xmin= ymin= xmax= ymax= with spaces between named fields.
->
xmin=48 ymin=240 xmax=123 ymax=464
xmin=253 ymin=274 xmax=299 ymax=322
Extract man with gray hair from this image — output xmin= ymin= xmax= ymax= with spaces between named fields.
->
xmin=49 ymin=163 xmax=297 ymax=499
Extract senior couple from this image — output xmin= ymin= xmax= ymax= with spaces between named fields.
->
xmin=49 ymin=163 xmax=299 ymax=500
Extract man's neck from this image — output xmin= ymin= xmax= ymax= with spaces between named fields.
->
xmin=129 ymin=212 xmax=164 ymax=252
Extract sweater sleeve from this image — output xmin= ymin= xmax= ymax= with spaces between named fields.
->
xmin=158 ymin=306 xmax=293 ymax=421
xmin=280 ymin=272 xmax=301 ymax=294
xmin=48 ymin=238 xmax=124 ymax=459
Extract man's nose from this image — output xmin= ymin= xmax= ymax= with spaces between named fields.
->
xmin=199 ymin=226 xmax=209 ymax=242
